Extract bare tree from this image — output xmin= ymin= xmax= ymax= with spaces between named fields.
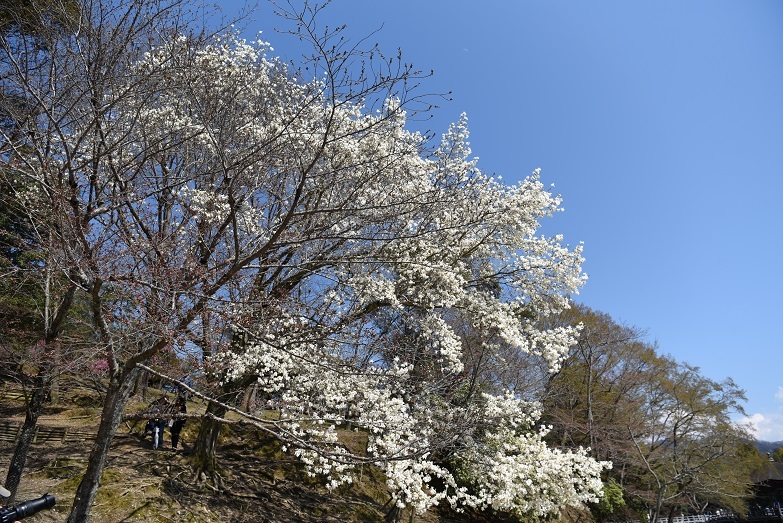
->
xmin=543 ymin=305 xmax=654 ymax=459
xmin=1 ymin=0 xmax=219 ymax=516
xmin=0 ymin=0 xmax=87 ymax=501
xmin=630 ymin=362 xmax=756 ymax=522
xmin=543 ymin=306 xmax=758 ymax=522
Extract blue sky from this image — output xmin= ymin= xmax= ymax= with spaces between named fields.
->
xmin=221 ymin=1 xmax=783 ymax=440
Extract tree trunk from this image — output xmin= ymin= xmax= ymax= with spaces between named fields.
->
xmin=192 ymin=399 xmax=227 ymax=479
xmin=3 ymin=374 xmax=47 ymax=502
xmin=132 ymin=367 xmax=148 ymax=400
xmin=384 ymin=503 xmax=402 ymax=523
xmin=192 ymin=379 xmax=253 ymax=479
xmin=241 ymin=382 xmax=257 ymax=411
xmin=49 ymin=369 xmax=59 ymax=406
xmin=5 ymin=281 xmax=76 ymax=500
xmin=50 ymin=343 xmax=61 ymax=406
xmin=651 ymin=492 xmax=665 ymax=523
xmin=66 ymin=367 xmax=138 ymax=523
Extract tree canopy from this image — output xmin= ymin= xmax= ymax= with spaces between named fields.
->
xmin=544 ymin=305 xmax=761 ymax=522
xmin=1 ymin=0 xmax=610 ymax=520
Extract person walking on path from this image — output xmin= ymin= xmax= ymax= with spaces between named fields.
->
xmin=170 ymin=397 xmax=187 ymax=450
xmin=147 ymin=395 xmax=171 ymax=450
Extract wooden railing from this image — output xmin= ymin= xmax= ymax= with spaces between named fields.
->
xmin=0 ymin=421 xmax=94 ymax=445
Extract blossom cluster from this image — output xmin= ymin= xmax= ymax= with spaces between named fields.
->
xmin=50 ymin=29 xmax=607 ymax=517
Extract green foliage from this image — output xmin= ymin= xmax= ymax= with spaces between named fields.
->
xmin=543 ymin=304 xmax=757 ymax=521
xmin=0 ymin=0 xmax=80 ymax=35
xmin=591 ymin=478 xmax=626 ymax=522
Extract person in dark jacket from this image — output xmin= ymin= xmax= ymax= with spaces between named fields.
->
xmin=148 ymin=395 xmax=170 ymax=450
xmin=170 ymin=397 xmax=187 ymax=450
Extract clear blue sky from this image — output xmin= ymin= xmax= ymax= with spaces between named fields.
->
xmin=221 ymin=1 xmax=783 ymax=440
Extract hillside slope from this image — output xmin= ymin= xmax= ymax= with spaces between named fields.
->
xmin=0 ymin=382 xmax=516 ymax=522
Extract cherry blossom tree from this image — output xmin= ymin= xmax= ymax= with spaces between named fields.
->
xmin=2 ymin=0 xmax=608 ymax=520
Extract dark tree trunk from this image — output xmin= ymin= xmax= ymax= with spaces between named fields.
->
xmin=50 ymin=343 xmax=61 ymax=405
xmin=5 ymin=286 xmax=75 ymax=500
xmin=384 ymin=503 xmax=403 ymax=523
xmin=192 ymin=377 xmax=255 ymax=480
xmin=241 ymin=382 xmax=257 ymax=411
xmin=3 ymin=374 xmax=47 ymax=502
xmin=66 ymin=367 xmax=139 ymax=523
xmin=192 ymin=399 xmax=227 ymax=479
xmin=132 ymin=367 xmax=148 ymax=400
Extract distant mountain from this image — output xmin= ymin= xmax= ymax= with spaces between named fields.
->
xmin=754 ymin=440 xmax=783 ymax=454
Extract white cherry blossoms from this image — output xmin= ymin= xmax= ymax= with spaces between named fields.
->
xmin=454 ymin=392 xmax=609 ymax=517
xmin=127 ymin=33 xmax=610 ymax=518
